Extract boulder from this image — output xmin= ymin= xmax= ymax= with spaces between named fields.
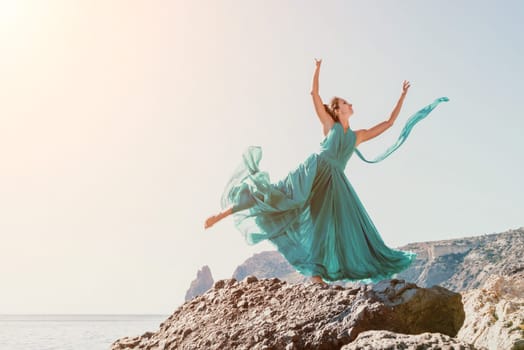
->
xmin=112 ymin=277 xmax=466 ymax=349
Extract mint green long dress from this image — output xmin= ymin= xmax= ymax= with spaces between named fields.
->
xmin=221 ymin=97 xmax=449 ymax=283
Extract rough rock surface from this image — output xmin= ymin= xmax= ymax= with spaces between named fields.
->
xmin=112 ymin=277 xmax=465 ymax=350
xmin=341 ymin=330 xmax=477 ymax=349
xmin=457 ymin=271 xmax=524 ymax=350
xmin=184 ymin=265 xmax=214 ymax=301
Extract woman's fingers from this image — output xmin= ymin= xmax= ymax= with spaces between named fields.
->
xmin=402 ymin=80 xmax=411 ymax=94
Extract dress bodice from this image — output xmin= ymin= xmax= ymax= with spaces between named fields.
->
xmin=318 ymin=122 xmax=356 ymax=169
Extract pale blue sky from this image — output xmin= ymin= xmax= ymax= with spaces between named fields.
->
xmin=0 ymin=0 xmax=523 ymax=314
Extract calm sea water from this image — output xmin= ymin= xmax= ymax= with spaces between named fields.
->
xmin=0 ymin=314 xmax=170 ymax=350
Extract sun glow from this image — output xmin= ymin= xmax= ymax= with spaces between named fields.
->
xmin=0 ymin=0 xmax=21 ymax=26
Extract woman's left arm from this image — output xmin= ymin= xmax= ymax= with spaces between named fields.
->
xmin=356 ymin=81 xmax=410 ymax=144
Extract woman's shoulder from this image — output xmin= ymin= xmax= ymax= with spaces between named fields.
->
xmin=353 ymin=129 xmax=365 ymax=147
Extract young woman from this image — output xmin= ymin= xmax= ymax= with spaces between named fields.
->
xmin=204 ymin=59 xmax=449 ymax=285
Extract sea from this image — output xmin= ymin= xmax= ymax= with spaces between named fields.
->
xmin=0 ymin=314 xmax=170 ymax=350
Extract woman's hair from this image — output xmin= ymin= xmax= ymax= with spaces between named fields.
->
xmin=323 ymin=97 xmax=341 ymax=122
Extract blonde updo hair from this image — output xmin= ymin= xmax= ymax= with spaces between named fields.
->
xmin=323 ymin=97 xmax=341 ymax=123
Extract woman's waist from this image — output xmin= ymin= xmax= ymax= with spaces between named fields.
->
xmin=317 ymin=152 xmax=347 ymax=169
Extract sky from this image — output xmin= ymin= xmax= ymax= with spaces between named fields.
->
xmin=0 ymin=0 xmax=523 ymax=314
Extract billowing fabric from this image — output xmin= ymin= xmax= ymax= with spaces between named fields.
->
xmin=355 ymin=97 xmax=450 ymax=163
xmin=220 ymin=97 xmax=449 ymax=283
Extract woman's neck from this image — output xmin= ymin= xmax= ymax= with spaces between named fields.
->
xmin=339 ymin=120 xmax=350 ymax=130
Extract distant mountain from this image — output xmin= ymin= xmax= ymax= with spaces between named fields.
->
xmin=395 ymin=227 xmax=524 ymax=291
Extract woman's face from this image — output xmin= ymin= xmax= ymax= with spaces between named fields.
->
xmin=336 ymin=98 xmax=353 ymax=117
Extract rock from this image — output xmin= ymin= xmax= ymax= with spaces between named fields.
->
xmin=513 ymin=339 xmax=524 ymax=350
xmin=243 ymin=275 xmax=258 ymax=284
xmin=213 ymin=279 xmax=226 ymax=289
xmin=457 ymin=271 xmax=524 ymax=350
xmin=184 ymin=265 xmax=214 ymax=301
xmin=341 ymin=330 xmax=476 ymax=349
xmin=111 ymin=278 xmax=466 ymax=349
xmin=344 ymin=279 xmax=465 ymax=340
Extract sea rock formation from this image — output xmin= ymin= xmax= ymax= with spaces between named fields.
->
xmin=457 ymin=270 xmax=524 ymax=350
xmin=112 ymin=277 xmax=466 ymax=350
xmin=184 ymin=265 xmax=214 ymax=301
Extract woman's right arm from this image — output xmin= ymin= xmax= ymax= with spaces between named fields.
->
xmin=310 ymin=59 xmax=334 ymax=131
xmin=355 ymin=81 xmax=410 ymax=145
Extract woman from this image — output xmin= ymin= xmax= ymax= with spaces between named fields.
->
xmin=204 ymin=59 xmax=448 ymax=285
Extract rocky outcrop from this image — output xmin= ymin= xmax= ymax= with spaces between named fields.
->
xmin=112 ymin=277 xmax=466 ymax=349
xmin=341 ymin=330 xmax=476 ymax=349
xmin=184 ymin=265 xmax=214 ymax=301
xmin=397 ymin=228 xmax=524 ymax=292
xmin=457 ymin=271 xmax=524 ymax=350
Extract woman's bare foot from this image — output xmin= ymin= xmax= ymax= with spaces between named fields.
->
xmin=204 ymin=208 xmax=233 ymax=229
xmin=204 ymin=214 xmax=221 ymax=229
xmin=310 ymin=275 xmax=328 ymax=286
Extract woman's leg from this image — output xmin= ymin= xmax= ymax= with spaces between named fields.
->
xmin=205 ymin=184 xmax=258 ymax=229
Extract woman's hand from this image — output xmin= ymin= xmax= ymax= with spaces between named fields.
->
xmin=314 ymin=58 xmax=322 ymax=69
xmin=402 ymin=80 xmax=411 ymax=95
xmin=388 ymin=81 xmax=410 ymax=126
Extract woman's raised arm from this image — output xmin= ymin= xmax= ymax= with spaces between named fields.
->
xmin=357 ymin=81 xmax=411 ymax=145
xmin=310 ymin=59 xmax=334 ymax=130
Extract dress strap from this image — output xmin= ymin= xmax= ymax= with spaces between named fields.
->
xmin=354 ymin=97 xmax=449 ymax=164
